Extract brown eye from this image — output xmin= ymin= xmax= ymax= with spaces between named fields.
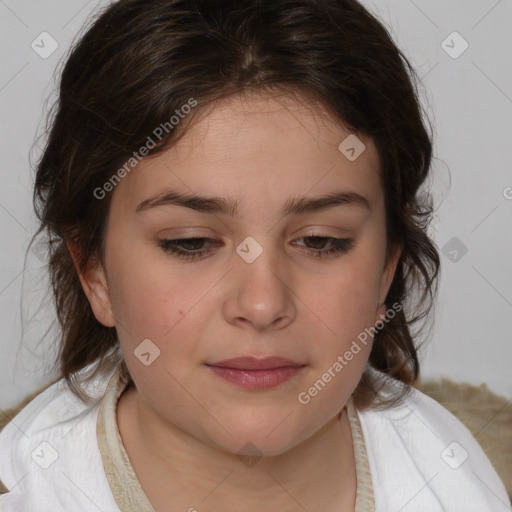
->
xmin=158 ymin=237 xmax=219 ymax=260
xmin=294 ymin=236 xmax=355 ymax=258
xmin=303 ymin=236 xmax=329 ymax=250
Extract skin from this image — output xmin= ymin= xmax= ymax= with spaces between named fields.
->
xmin=71 ymin=90 xmax=401 ymax=511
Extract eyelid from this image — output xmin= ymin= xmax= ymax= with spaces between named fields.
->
xmin=158 ymin=234 xmax=355 ymax=261
xmin=157 ymin=227 xmax=217 ymax=237
xmin=157 ymin=227 xmax=352 ymax=245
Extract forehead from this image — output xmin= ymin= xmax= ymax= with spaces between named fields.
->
xmin=169 ymin=91 xmax=379 ymax=168
xmin=111 ymin=91 xmax=383 ymax=213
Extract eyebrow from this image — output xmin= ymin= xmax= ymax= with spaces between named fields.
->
xmin=135 ymin=189 xmax=371 ymax=217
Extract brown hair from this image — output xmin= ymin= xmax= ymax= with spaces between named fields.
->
xmin=31 ymin=0 xmax=439 ymax=409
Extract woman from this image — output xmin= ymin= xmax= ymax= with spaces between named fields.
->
xmin=0 ymin=0 xmax=508 ymax=510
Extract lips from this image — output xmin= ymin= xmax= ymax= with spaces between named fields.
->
xmin=206 ymin=356 xmax=304 ymax=371
xmin=205 ymin=356 xmax=306 ymax=390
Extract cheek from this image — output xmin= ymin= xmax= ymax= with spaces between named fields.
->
xmin=307 ymin=256 xmax=384 ymax=337
xmin=298 ymin=264 xmax=380 ymax=406
xmin=109 ymin=261 xmax=209 ymax=396
xmin=106 ymin=246 xmax=212 ymax=343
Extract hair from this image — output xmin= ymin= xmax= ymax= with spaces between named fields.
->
xmin=31 ymin=0 xmax=440 ymax=409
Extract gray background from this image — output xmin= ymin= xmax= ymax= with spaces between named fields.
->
xmin=0 ymin=0 xmax=511 ymax=409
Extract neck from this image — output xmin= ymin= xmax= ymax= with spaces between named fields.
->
xmin=117 ymin=386 xmax=357 ymax=511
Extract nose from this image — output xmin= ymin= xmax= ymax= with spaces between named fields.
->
xmin=222 ymin=238 xmax=297 ymax=331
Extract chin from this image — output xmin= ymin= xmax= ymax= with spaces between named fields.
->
xmin=222 ymin=437 xmax=298 ymax=460
xmin=207 ymin=418 xmax=307 ymax=459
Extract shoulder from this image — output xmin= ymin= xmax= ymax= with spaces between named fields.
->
xmin=0 ymin=367 xmax=107 ymax=442
xmin=0 ymin=365 xmax=117 ymax=508
xmin=418 ymin=376 xmax=512 ymax=499
xmin=0 ymin=381 xmax=59 ymax=494
xmin=356 ymin=368 xmax=511 ymax=511
xmin=0 ymin=379 xmax=58 ymax=431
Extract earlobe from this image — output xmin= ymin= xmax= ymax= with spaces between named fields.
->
xmin=66 ymin=240 xmax=116 ymax=328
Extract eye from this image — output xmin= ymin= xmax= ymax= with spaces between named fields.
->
xmin=158 ymin=237 xmax=218 ymax=260
xmin=293 ymin=236 xmax=355 ymax=258
xmin=158 ymin=235 xmax=354 ymax=261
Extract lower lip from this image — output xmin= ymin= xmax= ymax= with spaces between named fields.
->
xmin=206 ymin=365 xmax=305 ymax=390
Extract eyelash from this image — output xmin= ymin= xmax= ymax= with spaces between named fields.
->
xmin=158 ymin=236 xmax=355 ymax=260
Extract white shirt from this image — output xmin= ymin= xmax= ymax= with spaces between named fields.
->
xmin=0 ymin=364 xmax=509 ymax=511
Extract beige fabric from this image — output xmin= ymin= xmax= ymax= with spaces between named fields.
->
xmin=347 ymin=399 xmax=376 ymax=512
xmin=97 ymin=366 xmax=156 ymax=511
xmin=96 ymin=365 xmax=375 ymax=511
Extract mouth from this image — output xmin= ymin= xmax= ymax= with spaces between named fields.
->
xmin=205 ymin=356 xmax=306 ymax=390
xmin=206 ymin=356 xmax=304 ymax=370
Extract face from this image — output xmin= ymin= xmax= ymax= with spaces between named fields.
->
xmin=79 ymin=91 xmax=400 ymax=457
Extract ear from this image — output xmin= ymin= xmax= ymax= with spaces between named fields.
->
xmin=375 ymin=243 xmax=403 ymax=323
xmin=66 ymin=240 xmax=116 ymax=328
